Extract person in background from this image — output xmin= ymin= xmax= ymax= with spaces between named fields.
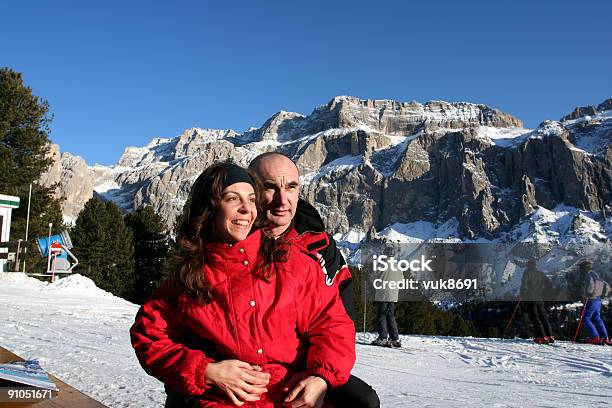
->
xmin=248 ymin=152 xmax=381 ymax=408
xmin=130 ymin=162 xmax=355 ymax=407
xmin=520 ymin=259 xmax=555 ymax=344
xmin=371 ymin=256 xmax=402 ymax=348
xmin=580 ymin=260 xmax=612 ymax=345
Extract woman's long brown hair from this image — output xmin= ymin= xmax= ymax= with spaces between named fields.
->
xmin=167 ymin=162 xmax=231 ymax=304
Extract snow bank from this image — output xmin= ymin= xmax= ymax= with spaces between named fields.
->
xmin=41 ymin=274 xmax=118 ymax=300
xmin=0 ymin=272 xmax=47 ymax=287
xmin=0 ymin=273 xmax=125 ymax=301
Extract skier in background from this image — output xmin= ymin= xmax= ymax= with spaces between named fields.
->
xmin=520 ymin=259 xmax=555 ymax=344
xmin=580 ymin=260 xmax=612 ymax=345
xmin=370 ymin=253 xmax=402 ymax=348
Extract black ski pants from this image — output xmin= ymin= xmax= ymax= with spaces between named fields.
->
xmin=524 ymin=301 xmax=553 ymax=338
xmin=325 ymin=374 xmax=380 ymax=408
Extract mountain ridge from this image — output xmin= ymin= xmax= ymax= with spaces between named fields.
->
xmin=43 ymin=96 xmax=611 ymax=246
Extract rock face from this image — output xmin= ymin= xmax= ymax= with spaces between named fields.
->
xmin=41 ymin=144 xmax=93 ymax=222
xmin=41 ymin=144 xmax=62 ymax=187
xmin=560 ymin=99 xmax=612 ymax=122
xmin=49 ymin=96 xmax=612 ymax=241
xmin=59 ymin=152 xmax=93 ymax=222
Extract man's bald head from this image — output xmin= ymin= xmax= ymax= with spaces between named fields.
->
xmin=248 ymin=152 xmax=299 ymax=175
xmin=249 ymin=152 xmax=300 ymax=236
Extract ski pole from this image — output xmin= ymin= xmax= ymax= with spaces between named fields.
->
xmin=572 ymin=299 xmax=588 ymax=343
xmin=502 ymin=300 xmax=521 ymax=338
xmin=359 ymin=266 xmax=369 ymax=343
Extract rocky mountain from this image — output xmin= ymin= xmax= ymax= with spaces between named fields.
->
xmin=47 ymin=96 xmax=612 ymax=247
xmin=42 ymin=144 xmax=93 ymax=223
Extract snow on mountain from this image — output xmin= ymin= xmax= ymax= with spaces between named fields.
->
xmin=44 ymin=96 xmax=611 ymax=249
xmin=94 ymin=180 xmax=121 ymax=194
xmin=302 ymin=154 xmax=363 ymax=184
xmin=563 ymin=109 xmax=612 ymax=156
xmin=507 ymin=205 xmax=610 ymax=245
xmin=562 ymin=109 xmax=612 ymax=127
xmin=475 ymin=125 xmax=532 ymax=147
xmin=376 ymin=218 xmax=463 ymax=243
xmin=347 ymin=205 xmax=609 ymax=247
xmin=319 ymin=96 xmax=522 ymax=131
xmin=81 ymin=96 xmax=525 ymax=218
xmin=475 ymin=119 xmax=574 ymax=149
xmin=1 ymin=272 xmax=611 ymax=407
xmin=335 ymin=206 xmax=611 ymax=302
xmin=369 ymin=133 xmax=420 ymax=176
xmin=247 ymin=111 xmax=307 ymax=143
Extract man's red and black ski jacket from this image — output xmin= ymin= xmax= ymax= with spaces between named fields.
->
xmin=288 ymin=199 xmax=355 ymax=322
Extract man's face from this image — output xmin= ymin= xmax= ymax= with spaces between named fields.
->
xmin=252 ymin=155 xmax=300 ymax=236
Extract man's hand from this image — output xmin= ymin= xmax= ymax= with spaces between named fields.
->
xmin=283 ymin=375 xmax=328 ymax=408
xmin=205 ymin=359 xmax=270 ymax=406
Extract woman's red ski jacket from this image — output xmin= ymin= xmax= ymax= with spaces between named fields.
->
xmin=130 ymin=229 xmax=356 ymax=407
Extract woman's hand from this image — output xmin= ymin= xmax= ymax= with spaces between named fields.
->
xmin=283 ymin=375 xmax=328 ymax=408
xmin=205 ymin=359 xmax=270 ymax=406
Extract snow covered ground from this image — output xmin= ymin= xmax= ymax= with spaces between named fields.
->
xmin=1 ymin=272 xmax=611 ymax=407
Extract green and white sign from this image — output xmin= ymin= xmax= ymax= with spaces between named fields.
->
xmin=0 ymin=194 xmax=20 ymax=209
xmin=0 ymin=194 xmax=20 ymax=271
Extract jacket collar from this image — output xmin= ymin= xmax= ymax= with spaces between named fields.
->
xmin=275 ymin=222 xmax=297 ymax=241
xmin=204 ymin=229 xmax=262 ymax=266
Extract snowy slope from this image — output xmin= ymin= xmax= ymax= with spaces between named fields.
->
xmin=1 ymin=272 xmax=611 ymax=408
xmin=0 ymin=273 xmax=164 ymax=407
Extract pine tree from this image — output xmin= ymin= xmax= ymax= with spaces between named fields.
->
xmin=125 ymin=206 xmax=171 ymax=304
xmin=433 ymin=308 xmax=453 ymax=335
xmin=71 ymin=197 xmax=107 ymax=283
xmin=105 ymin=202 xmax=134 ymax=296
xmin=72 ymin=196 xmax=134 ymax=298
xmin=400 ymin=301 xmax=437 ymax=335
xmin=0 ymin=67 xmax=63 ymax=271
xmin=452 ymin=315 xmax=475 ymax=337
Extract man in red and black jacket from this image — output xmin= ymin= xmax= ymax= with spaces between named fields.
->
xmin=249 ymin=152 xmax=379 ymax=408
xmin=290 ymin=199 xmax=355 ymax=322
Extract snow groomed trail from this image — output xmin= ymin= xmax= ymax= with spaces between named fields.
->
xmin=356 ymin=333 xmax=610 ymax=407
xmin=1 ymin=273 xmax=610 ymax=407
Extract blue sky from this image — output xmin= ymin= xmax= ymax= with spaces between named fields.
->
xmin=1 ymin=0 xmax=610 ymax=165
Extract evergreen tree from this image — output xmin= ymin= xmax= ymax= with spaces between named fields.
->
xmin=125 ymin=206 xmax=171 ymax=304
xmin=70 ymin=197 xmax=107 ymax=284
xmin=0 ymin=67 xmax=63 ymax=271
xmin=72 ymin=196 xmax=134 ymax=298
xmin=399 ymin=301 xmax=437 ymax=335
xmin=105 ymin=203 xmax=134 ymax=296
xmin=433 ymin=308 xmax=453 ymax=335
xmin=452 ymin=315 xmax=475 ymax=337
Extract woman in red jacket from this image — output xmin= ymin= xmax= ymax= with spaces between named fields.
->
xmin=130 ymin=162 xmax=355 ymax=408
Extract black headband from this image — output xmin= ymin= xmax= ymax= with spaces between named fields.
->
xmin=223 ymin=164 xmax=255 ymax=190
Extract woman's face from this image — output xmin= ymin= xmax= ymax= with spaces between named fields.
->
xmin=213 ymin=182 xmax=257 ymax=243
